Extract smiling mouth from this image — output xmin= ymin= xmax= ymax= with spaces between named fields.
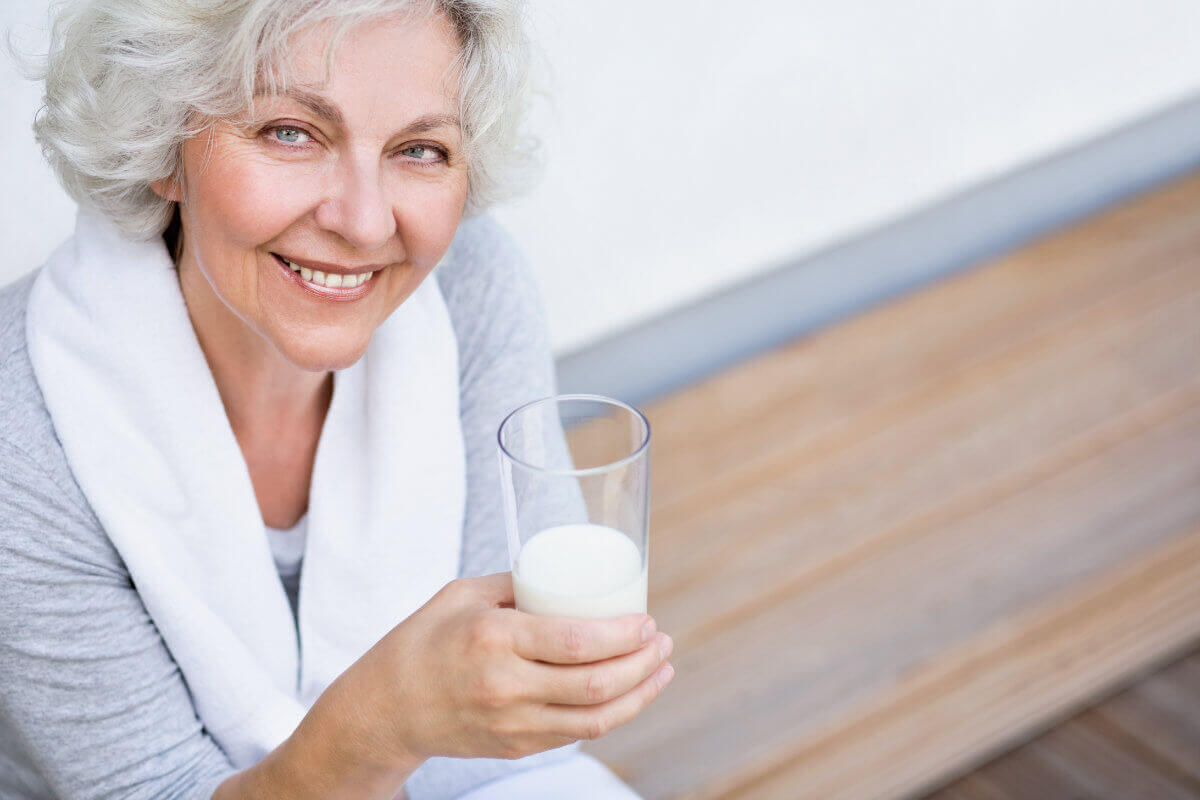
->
xmin=271 ymin=252 xmax=379 ymax=290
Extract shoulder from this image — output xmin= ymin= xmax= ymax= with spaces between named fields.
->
xmin=0 ymin=269 xmax=36 ymax=369
xmin=442 ymin=212 xmax=528 ymax=277
xmin=435 ymin=212 xmax=542 ymax=315
xmin=0 ymin=270 xmax=66 ymax=473
xmin=0 ymin=269 xmax=110 ymax=566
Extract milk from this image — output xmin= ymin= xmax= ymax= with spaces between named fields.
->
xmin=513 ymin=523 xmax=647 ymax=618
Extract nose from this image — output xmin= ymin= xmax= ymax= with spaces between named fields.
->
xmin=313 ymin=153 xmax=398 ymax=251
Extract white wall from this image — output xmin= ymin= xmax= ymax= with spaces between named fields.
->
xmin=4 ymin=1 xmax=1200 ymax=356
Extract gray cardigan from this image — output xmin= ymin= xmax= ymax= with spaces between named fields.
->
xmin=0 ymin=214 xmax=580 ymax=799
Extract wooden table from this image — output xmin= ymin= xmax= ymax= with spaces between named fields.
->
xmin=929 ymin=646 xmax=1200 ymax=798
xmin=578 ymin=169 xmax=1200 ymax=799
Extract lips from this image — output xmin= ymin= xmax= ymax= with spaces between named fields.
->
xmin=272 ymin=252 xmax=377 ymax=299
xmin=273 ymin=252 xmax=386 ymax=276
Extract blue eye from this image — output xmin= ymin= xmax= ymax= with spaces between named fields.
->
xmin=273 ymin=127 xmax=310 ymax=144
xmin=400 ymin=144 xmax=443 ymax=162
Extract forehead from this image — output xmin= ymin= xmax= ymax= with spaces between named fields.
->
xmin=257 ymin=11 xmax=463 ymax=120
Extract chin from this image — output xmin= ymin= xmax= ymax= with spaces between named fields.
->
xmin=274 ymin=330 xmax=372 ymax=373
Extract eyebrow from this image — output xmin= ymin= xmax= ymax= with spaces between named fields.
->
xmin=258 ymin=87 xmax=462 ymax=136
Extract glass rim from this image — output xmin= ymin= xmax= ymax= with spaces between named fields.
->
xmin=496 ymin=392 xmax=651 ymax=476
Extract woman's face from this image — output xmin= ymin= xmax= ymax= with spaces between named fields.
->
xmin=165 ymin=12 xmax=468 ymax=372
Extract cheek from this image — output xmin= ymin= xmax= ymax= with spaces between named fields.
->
xmin=393 ymin=177 xmax=468 ymax=266
xmin=185 ymin=147 xmax=320 ymax=251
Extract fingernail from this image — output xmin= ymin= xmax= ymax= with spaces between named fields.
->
xmin=657 ymin=663 xmax=675 ymax=689
xmin=641 ymin=618 xmax=656 ymax=643
xmin=658 ymin=633 xmax=673 ymax=660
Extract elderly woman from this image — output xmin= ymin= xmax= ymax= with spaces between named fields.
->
xmin=0 ymin=1 xmax=674 ymax=798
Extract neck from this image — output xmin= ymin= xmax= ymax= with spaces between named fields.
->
xmin=175 ymin=254 xmax=331 ymax=441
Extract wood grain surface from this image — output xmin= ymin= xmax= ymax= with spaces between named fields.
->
xmin=927 ymin=650 xmax=1200 ymax=799
xmin=575 ymin=170 xmax=1200 ymax=798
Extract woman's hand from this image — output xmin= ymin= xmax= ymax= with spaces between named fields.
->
xmin=331 ymin=571 xmax=675 ymax=767
xmin=215 ymin=572 xmax=673 ymax=799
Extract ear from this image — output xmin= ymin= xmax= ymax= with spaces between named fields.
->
xmin=149 ymin=175 xmax=182 ymax=202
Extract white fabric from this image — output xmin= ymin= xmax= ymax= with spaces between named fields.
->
xmin=456 ymin=754 xmax=643 ymax=800
xmin=24 ymin=206 xmax=466 ymax=769
xmin=267 ymin=513 xmax=306 ymax=622
xmin=265 ymin=512 xmax=308 ymax=578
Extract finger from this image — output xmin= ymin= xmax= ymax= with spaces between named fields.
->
xmin=462 ymin=571 xmax=515 ymax=607
xmin=526 ymin=632 xmax=672 ymax=705
xmin=512 ymin=612 xmax=656 ymax=665
xmin=542 ymin=659 xmax=674 ymax=742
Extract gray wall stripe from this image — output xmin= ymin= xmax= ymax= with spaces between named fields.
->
xmin=554 ymin=93 xmax=1200 ymax=407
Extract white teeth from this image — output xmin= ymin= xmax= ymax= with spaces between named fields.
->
xmin=281 ymin=256 xmax=375 ymax=289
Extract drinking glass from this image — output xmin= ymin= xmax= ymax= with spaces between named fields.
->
xmin=497 ymin=394 xmax=651 ymax=618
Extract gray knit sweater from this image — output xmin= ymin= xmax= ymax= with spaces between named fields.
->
xmin=0 ymin=213 xmax=581 ymax=799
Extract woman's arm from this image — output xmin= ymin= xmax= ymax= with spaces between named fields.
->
xmin=0 ymin=438 xmax=432 ymax=800
xmin=215 ymin=571 xmax=666 ymax=800
xmin=212 ymin=671 xmax=423 ymax=800
xmin=0 ymin=439 xmax=237 ymax=799
xmin=0 ymin=438 xmax=424 ymax=800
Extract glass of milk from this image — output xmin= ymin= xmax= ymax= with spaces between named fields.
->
xmin=497 ymin=394 xmax=650 ymax=619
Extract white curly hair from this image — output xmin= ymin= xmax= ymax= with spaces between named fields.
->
xmin=29 ymin=0 xmax=540 ymax=241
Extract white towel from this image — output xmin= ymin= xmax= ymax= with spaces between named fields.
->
xmin=25 ymin=206 xmax=466 ymax=767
